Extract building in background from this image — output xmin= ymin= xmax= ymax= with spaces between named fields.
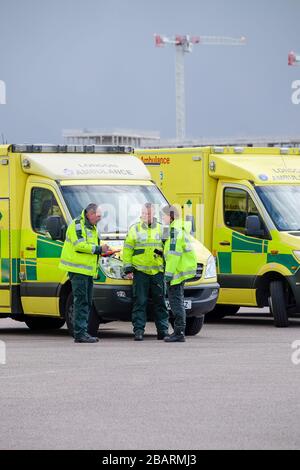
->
xmin=63 ymin=128 xmax=160 ymax=148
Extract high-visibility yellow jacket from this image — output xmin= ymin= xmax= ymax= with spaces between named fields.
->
xmin=164 ymin=219 xmax=197 ymax=286
xmin=123 ymin=218 xmax=165 ymax=275
xmin=59 ymin=210 xmax=101 ymax=277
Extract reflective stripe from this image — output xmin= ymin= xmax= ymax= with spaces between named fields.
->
xmin=135 ymin=265 xmax=164 ymax=271
xmin=73 ymin=238 xmax=85 ymax=246
xmin=91 ymin=245 xmax=98 ymax=254
xmin=60 ymin=260 xmax=93 ymax=271
xmin=135 ymin=243 xmax=162 ymax=248
xmin=75 ymin=223 xmax=82 ymax=230
xmin=172 ymin=270 xmax=196 ymax=280
xmin=165 ymin=271 xmax=173 ymax=277
xmin=124 ymin=243 xmax=134 ymax=249
xmin=166 ymin=250 xmax=182 ymax=257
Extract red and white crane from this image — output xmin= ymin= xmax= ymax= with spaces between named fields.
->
xmin=154 ymin=34 xmax=246 ymax=141
xmin=288 ymin=51 xmax=300 ymax=66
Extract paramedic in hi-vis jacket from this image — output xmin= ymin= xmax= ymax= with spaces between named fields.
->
xmin=162 ymin=205 xmax=197 ymax=343
xmin=123 ymin=203 xmax=169 ymax=341
xmin=59 ymin=203 xmax=110 ymax=343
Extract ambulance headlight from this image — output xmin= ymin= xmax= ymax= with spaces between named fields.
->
xmin=99 ymin=256 xmax=125 ymax=279
xmin=204 ymin=256 xmax=217 ymax=279
xmin=293 ymin=250 xmax=300 ymax=262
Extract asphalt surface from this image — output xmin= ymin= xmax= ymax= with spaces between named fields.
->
xmin=0 ymin=307 xmax=300 ymax=450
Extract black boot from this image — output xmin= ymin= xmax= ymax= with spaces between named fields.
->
xmin=157 ymin=330 xmax=169 ymax=340
xmin=134 ymin=331 xmax=144 ymax=341
xmin=164 ymin=331 xmax=185 ymax=343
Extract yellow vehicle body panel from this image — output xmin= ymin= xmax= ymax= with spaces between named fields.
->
xmin=21 ymin=297 xmax=60 ymax=316
xmin=0 ymin=144 xmax=217 ymax=327
xmin=136 ymin=146 xmax=300 ymax=309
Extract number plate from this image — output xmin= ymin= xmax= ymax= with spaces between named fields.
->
xmin=165 ymin=299 xmax=192 ymax=310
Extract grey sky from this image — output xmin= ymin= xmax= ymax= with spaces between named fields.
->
xmin=0 ymin=0 xmax=299 ymax=143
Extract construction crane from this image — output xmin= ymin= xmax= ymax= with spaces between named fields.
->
xmin=154 ymin=34 xmax=246 ymax=141
xmin=288 ymin=51 xmax=300 ymax=66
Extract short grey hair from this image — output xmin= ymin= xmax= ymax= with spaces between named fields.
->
xmin=85 ymin=203 xmax=98 ymax=214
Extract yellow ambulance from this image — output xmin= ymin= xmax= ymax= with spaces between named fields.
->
xmin=0 ymin=144 xmax=219 ymax=336
xmin=136 ymin=145 xmax=300 ymax=327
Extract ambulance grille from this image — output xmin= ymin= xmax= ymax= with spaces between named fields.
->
xmin=189 ymin=263 xmax=204 ymax=282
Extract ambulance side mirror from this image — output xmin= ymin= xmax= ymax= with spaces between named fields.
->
xmin=46 ymin=215 xmax=64 ymax=240
xmin=245 ymin=215 xmax=264 ymax=238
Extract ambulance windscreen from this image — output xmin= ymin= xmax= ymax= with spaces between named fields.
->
xmin=60 ymin=184 xmax=168 ymax=235
xmin=256 ymin=185 xmax=300 ymax=231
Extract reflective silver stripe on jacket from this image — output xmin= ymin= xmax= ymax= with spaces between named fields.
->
xmin=165 ymin=250 xmax=182 ymax=257
xmin=165 ymin=271 xmax=173 ymax=278
xmin=135 ymin=242 xmax=162 ymax=248
xmin=91 ymin=245 xmax=98 ymax=254
xmin=172 ymin=270 xmax=196 ymax=280
xmin=60 ymin=260 xmax=93 ymax=271
xmin=135 ymin=265 xmax=164 ymax=271
xmin=124 ymin=243 xmax=134 ymax=249
xmin=73 ymin=238 xmax=85 ymax=246
xmin=75 ymin=223 xmax=82 ymax=231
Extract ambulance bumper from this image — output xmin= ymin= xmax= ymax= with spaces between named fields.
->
xmin=93 ymin=284 xmax=133 ymax=321
xmin=184 ymin=283 xmax=220 ymax=317
xmin=92 ymin=282 xmax=220 ymax=321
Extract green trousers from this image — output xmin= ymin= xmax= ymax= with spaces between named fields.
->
xmin=132 ymin=270 xmax=169 ymax=334
xmin=167 ymin=282 xmax=186 ymax=335
xmin=69 ymin=272 xmax=94 ymax=339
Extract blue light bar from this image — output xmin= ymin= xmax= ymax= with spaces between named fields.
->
xmin=10 ymin=144 xmax=134 ymax=154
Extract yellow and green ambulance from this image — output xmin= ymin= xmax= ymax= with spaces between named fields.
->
xmin=136 ymin=145 xmax=300 ymax=327
xmin=0 ymin=144 xmax=219 ymax=336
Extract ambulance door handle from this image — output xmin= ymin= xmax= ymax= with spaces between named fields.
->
xmin=219 ymin=241 xmax=231 ymax=246
xmin=25 ymin=246 xmax=36 ymax=251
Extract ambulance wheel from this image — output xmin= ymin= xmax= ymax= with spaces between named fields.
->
xmin=65 ymin=292 xmax=75 ymax=337
xmin=269 ymin=280 xmax=289 ymax=327
xmin=185 ymin=316 xmax=204 ymax=336
xmin=169 ymin=316 xmax=204 ymax=336
xmin=24 ymin=317 xmax=65 ymax=330
xmin=205 ymin=305 xmax=240 ymax=322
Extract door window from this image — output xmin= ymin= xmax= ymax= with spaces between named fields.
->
xmin=31 ymin=188 xmax=64 ymax=235
xmin=223 ymin=187 xmax=266 ymax=237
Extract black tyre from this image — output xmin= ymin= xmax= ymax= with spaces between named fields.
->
xmin=185 ymin=316 xmax=204 ymax=336
xmin=24 ymin=317 xmax=65 ymax=330
xmin=269 ymin=280 xmax=289 ymax=327
xmin=168 ymin=316 xmax=204 ymax=336
xmin=65 ymin=292 xmax=75 ymax=337
xmin=205 ymin=305 xmax=240 ymax=322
